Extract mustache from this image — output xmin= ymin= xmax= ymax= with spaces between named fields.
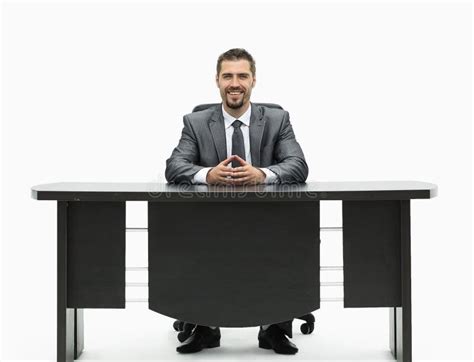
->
xmin=227 ymin=87 xmax=244 ymax=92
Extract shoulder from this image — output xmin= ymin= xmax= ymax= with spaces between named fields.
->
xmin=183 ymin=104 xmax=220 ymax=124
xmin=254 ymin=103 xmax=289 ymax=122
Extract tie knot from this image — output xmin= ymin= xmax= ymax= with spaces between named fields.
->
xmin=232 ymin=120 xmax=243 ymax=129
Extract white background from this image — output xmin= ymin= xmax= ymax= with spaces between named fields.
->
xmin=1 ymin=0 xmax=472 ymax=361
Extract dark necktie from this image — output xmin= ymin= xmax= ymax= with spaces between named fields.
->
xmin=231 ymin=120 xmax=245 ymax=168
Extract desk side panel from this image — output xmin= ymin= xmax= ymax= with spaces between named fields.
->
xmin=67 ymin=201 xmax=125 ymax=308
xmin=343 ymin=200 xmax=401 ymax=307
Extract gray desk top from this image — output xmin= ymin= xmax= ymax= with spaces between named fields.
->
xmin=31 ymin=181 xmax=437 ymax=201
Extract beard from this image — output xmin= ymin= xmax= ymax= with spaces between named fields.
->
xmin=226 ymin=97 xmax=245 ymax=109
xmin=225 ymin=90 xmax=248 ymax=109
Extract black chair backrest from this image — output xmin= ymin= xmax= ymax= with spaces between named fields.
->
xmin=192 ymin=103 xmax=283 ymax=113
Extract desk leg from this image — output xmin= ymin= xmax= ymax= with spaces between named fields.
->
xmin=75 ymin=309 xmax=84 ymax=358
xmin=389 ymin=308 xmax=396 ymax=357
xmin=390 ymin=200 xmax=412 ymax=362
xmin=58 ymin=202 xmax=82 ymax=362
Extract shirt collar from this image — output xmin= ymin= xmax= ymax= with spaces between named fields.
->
xmin=222 ymin=103 xmax=252 ymax=129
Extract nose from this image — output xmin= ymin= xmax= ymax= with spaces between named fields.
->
xmin=230 ymin=76 xmax=240 ymax=87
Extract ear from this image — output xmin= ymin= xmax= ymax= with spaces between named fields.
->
xmin=215 ymin=74 xmax=219 ymax=87
xmin=252 ymin=76 xmax=256 ymax=88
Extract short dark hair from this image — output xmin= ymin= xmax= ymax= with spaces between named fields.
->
xmin=216 ymin=48 xmax=256 ymax=77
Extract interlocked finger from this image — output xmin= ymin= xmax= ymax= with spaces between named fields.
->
xmin=232 ymin=176 xmax=254 ymax=185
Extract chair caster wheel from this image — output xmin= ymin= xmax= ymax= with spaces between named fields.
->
xmin=300 ymin=322 xmax=314 ymax=334
xmin=173 ymin=320 xmax=184 ymax=332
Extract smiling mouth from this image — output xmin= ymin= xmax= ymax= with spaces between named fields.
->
xmin=228 ymin=93 xmax=243 ymax=100
xmin=227 ymin=89 xmax=244 ymax=96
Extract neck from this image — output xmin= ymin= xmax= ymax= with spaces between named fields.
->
xmin=223 ymin=102 xmax=250 ymax=119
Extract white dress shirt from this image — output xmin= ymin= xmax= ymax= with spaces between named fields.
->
xmin=193 ymin=104 xmax=278 ymax=184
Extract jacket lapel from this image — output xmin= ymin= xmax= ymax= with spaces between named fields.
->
xmin=208 ymin=106 xmax=227 ymax=163
xmin=249 ymin=103 xmax=265 ymax=167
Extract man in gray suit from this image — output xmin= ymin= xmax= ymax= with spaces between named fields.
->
xmin=165 ymin=48 xmax=308 ymax=354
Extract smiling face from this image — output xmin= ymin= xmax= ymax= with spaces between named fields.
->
xmin=216 ymin=59 xmax=256 ymax=117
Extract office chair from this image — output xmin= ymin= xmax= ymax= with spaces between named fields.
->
xmin=172 ymin=102 xmax=316 ymax=342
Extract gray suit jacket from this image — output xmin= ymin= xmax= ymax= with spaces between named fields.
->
xmin=165 ymin=103 xmax=308 ymax=184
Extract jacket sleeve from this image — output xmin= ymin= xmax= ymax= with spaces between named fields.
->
xmin=267 ymin=111 xmax=309 ymax=184
xmin=165 ymin=115 xmax=204 ymax=184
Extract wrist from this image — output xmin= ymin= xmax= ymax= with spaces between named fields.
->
xmin=257 ymin=168 xmax=266 ymax=183
xmin=206 ymin=168 xmax=214 ymax=183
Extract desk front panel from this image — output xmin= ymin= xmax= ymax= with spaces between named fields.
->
xmin=148 ymin=201 xmax=320 ymax=327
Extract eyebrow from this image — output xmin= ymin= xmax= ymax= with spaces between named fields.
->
xmin=221 ymin=72 xmax=250 ymax=77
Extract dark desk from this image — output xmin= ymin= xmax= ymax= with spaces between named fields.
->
xmin=31 ymin=181 xmax=437 ymax=362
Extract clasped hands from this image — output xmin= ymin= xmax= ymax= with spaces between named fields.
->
xmin=206 ymin=155 xmax=266 ymax=185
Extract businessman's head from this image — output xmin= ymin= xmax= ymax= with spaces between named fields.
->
xmin=216 ymin=48 xmax=256 ymax=116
